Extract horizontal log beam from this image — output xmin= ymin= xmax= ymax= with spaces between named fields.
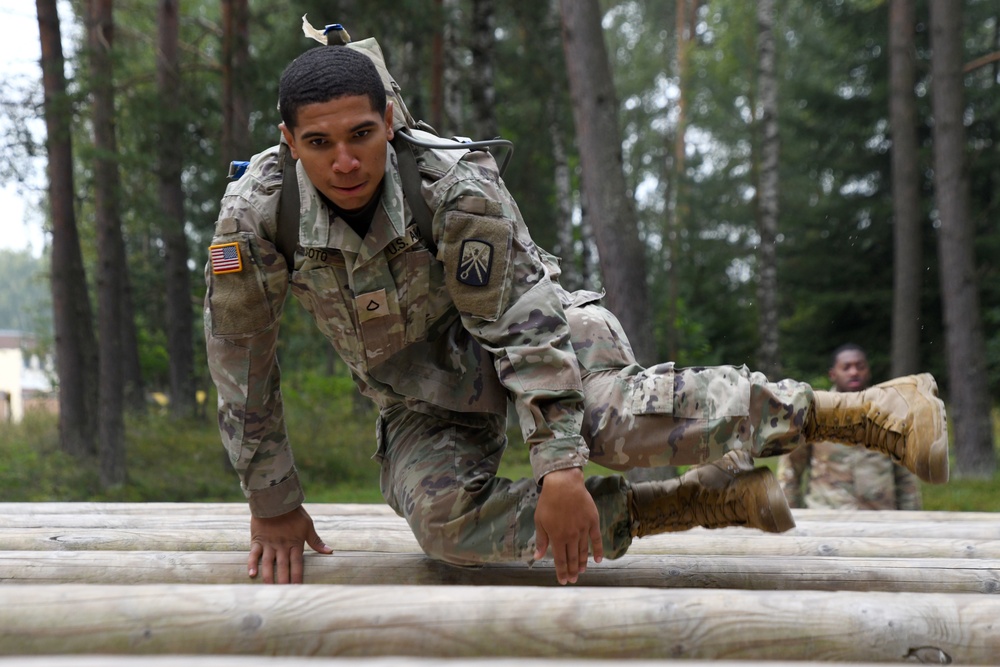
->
xmin=0 ymin=659 xmax=930 ymax=667
xmin=0 ymin=584 xmax=990 ymax=662
xmin=0 ymin=657 xmax=912 ymax=667
xmin=6 ymin=528 xmax=1000 ymax=562
xmin=5 ymin=502 xmax=998 ymax=523
xmin=1 ymin=550 xmax=998 ymax=593
xmin=3 ymin=511 xmax=998 ymax=541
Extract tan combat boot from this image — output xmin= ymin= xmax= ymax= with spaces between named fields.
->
xmin=628 ymin=449 xmax=795 ymax=538
xmin=808 ymin=373 xmax=949 ymax=483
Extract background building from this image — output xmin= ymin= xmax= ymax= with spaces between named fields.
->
xmin=0 ymin=330 xmax=55 ymax=423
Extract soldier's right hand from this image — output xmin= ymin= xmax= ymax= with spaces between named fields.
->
xmin=248 ymin=505 xmax=333 ymax=583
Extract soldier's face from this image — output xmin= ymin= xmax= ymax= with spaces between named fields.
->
xmin=829 ymin=350 xmax=871 ymax=392
xmin=280 ymin=96 xmax=394 ymax=212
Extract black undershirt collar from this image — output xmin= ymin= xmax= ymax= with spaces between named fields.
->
xmin=322 ymin=182 xmax=384 ymax=240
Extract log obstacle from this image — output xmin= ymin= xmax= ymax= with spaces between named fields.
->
xmin=0 ymin=503 xmax=997 ymax=664
xmin=1 ymin=550 xmax=999 ymax=593
xmin=0 ymin=584 xmax=997 ymax=662
xmin=0 ymin=660 xmax=927 ymax=667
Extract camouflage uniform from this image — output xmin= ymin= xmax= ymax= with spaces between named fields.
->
xmin=205 ymin=132 xmax=815 ymax=566
xmin=777 ymin=439 xmax=922 ymax=510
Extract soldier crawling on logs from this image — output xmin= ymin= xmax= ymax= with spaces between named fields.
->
xmin=204 ymin=36 xmax=949 ymax=585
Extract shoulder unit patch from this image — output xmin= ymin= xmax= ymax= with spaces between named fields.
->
xmin=457 ymin=239 xmax=494 ymax=287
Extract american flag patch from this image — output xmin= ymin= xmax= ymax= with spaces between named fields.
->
xmin=209 ymin=242 xmax=242 ymax=274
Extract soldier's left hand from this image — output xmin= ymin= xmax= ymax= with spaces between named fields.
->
xmin=533 ymin=467 xmax=604 ymax=584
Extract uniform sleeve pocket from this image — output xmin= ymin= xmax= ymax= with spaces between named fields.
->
xmin=208 ymin=235 xmax=275 ymax=338
xmin=672 ymin=365 xmax=752 ymax=419
xmin=442 ymin=202 xmax=513 ymax=322
xmin=403 ymin=249 xmax=432 ymax=343
xmin=630 ymin=364 xmax=676 ymax=415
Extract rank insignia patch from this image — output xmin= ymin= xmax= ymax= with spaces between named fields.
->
xmin=457 ymin=239 xmax=493 ymax=287
xmin=209 ymin=242 xmax=243 ymax=274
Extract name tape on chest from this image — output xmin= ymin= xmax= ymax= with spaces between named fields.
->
xmin=385 ymin=225 xmax=424 ymax=260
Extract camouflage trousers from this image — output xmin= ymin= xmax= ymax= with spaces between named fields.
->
xmin=376 ymin=302 xmax=814 ymax=567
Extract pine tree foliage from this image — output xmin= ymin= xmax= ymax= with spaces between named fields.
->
xmin=2 ymin=0 xmax=998 ymax=428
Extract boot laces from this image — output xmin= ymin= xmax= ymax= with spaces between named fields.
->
xmin=812 ymin=416 xmax=905 ymax=462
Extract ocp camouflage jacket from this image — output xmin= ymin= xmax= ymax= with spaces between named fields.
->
xmin=205 ymin=132 xmax=596 ymax=517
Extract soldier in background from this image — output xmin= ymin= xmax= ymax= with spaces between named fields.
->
xmin=778 ymin=344 xmax=923 ymax=510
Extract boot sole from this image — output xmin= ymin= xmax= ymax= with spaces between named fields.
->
xmin=753 ymin=468 xmax=796 ymax=533
xmin=914 ymin=373 xmax=949 ymax=484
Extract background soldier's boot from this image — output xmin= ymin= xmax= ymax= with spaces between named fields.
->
xmin=807 ymin=373 xmax=949 ymax=484
xmin=628 ymin=449 xmax=795 ymax=538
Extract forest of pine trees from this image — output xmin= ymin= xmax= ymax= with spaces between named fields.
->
xmin=2 ymin=0 xmax=998 ymax=483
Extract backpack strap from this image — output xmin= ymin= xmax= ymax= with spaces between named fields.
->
xmin=393 ymin=131 xmax=437 ymax=256
xmin=275 ymin=144 xmax=300 ymax=273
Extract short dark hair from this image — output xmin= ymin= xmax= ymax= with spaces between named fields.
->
xmin=830 ymin=342 xmax=866 ymax=368
xmin=278 ymin=46 xmax=386 ymax=130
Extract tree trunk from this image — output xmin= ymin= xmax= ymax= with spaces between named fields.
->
xmin=87 ymin=0 xmax=126 ymax=487
xmin=431 ymin=0 xmax=445 ymax=131
xmin=158 ymin=0 xmax=196 ymax=417
xmin=442 ymin=0 xmax=463 ymax=136
xmin=120 ymin=268 xmax=145 ymax=413
xmin=221 ymin=0 xmax=251 ymax=165
xmin=755 ymin=0 xmax=781 ymax=378
xmin=928 ymin=0 xmax=996 ymax=478
xmin=549 ymin=92 xmax=577 ymax=290
xmin=545 ymin=0 xmax=577 ymax=290
xmin=36 ymin=0 xmax=98 ymax=458
xmin=558 ymin=0 xmax=655 ymax=365
xmin=889 ymin=0 xmax=922 ymax=378
xmin=666 ymin=0 xmax=689 ymax=363
xmin=469 ymin=0 xmax=497 ymax=141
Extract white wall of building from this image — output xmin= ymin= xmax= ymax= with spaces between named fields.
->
xmin=0 ymin=347 xmax=24 ymax=422
xmin=0 ymin=331 xmax=54 ymax=423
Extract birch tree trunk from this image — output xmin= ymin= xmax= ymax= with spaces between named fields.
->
xmin=37 ymin=0 xmax=98 ymax=458
xmin=558 ymin=0 xmax=655 ymax=365
xmin=755 ymin=0 xmax=781 ymax=378
xmin=545 ymin=0 xmax=578 ymax=290
xmin=158 ymin=0 xmax=196 ymax=417
xmin=929 ymin=0 xmax=996 ymax=478
xmin=889 ymin=0 xmax=922 ymax=378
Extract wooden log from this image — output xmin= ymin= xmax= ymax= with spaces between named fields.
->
xmin=782 ymin=520 xmax=1000 ymax=539
xmin=792 ymin=508 xmax=1000 ymax=523
xmin=5 ymin=502 xmax=998 ymax=524
xmin=3 ymin=509 xmax=998 ymax=541
xmin=0 ymin=502 xmax=392 ymax=517
xmin=1 ymin=550 xmax=999 ymax=593
xmin=0 ymin=658 xmax=912 ymax=667
xmin=0 ymin=584 xmax=990 ymax=662
xmin=0 ymin=659 xmax=922 ymax=667
xmin=6 ymin=527 xmax=1000 ymax=562
xmin=629 ymin=533 xmax=1000 ymax=560
xmin=0 ymin=527 xmax=418 ymax=553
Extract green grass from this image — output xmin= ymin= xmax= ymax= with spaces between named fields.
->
xmin=1 ymin=387 xmax=998 ymax=511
